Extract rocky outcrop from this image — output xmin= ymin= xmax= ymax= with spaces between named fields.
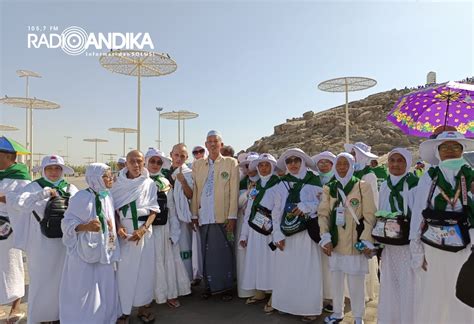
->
xmin=247 ymin=88 xmax=424 ymax=159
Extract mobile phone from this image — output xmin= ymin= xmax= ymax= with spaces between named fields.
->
xmin=463 ymin=151 xmax=474 ymax=168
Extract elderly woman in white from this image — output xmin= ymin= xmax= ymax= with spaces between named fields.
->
xmin=239 ymin=153 xmax=285 ymax=308
xmin=59 ymin=163 xmax=121 ymax=323
xmin=8 ymin=155 xmax=78 ymax=323
xmin=145 ymin=148 xmax=190 ymax=309
xmin=271 ymin=148 xmax=324 ymax=322
xmin=410 ymin=130 xmax=474 ymax=323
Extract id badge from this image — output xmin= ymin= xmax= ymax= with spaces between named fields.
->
xmin=442 ymin=225 xmax=464 ymax=247
xmin=107 ymin=232 xmax=117 ymax=251
xmin=385 ymin=219 xmax=401 ymax=238
xmin=422 ymin=225 xmax=443 ymax=245
xmin=336 ymin=206 xmax=345 ymax=226
xmin=372 ymin=219 xmax=385 ymax=237
xmin=252 ymin=212 xmax=266 ymax=229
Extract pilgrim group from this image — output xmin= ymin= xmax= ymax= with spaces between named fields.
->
xmin=0 ymin=127 xmax=473 ymax=324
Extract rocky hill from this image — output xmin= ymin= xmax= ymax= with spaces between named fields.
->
xmin=247 ymin=88 xmax=425 ymax=159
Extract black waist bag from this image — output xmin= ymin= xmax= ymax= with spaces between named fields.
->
xmin=421 ymin=208 xmax=470 ymax=253
xmin=33 ymin=195 xmax=69 ymax=239
xmin=372 ymin=215 xmax=410 ymax=246
xmin=138 ymin=191 xmax=169 ymax=225
xmin=306 ymin=217 xmax=321 ymax=243
xmin=248 ymin=205 xmax=273 ymax=236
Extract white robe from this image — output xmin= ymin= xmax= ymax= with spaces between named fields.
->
xmin=111 ymin=169 xmax=160 ymax=315
xmin=240 ymin=181 xmax=285 ymax=292
xmin=59 ymin=189 xmax=121 ymax=324
xmin=361 ymin=172 xmax=380 ymax=301
xmin=236 ymin=184 xmax=256 ymax=298
xmin=8 ymin=181 xmax=78 ymax=322
xmin=1 ymin=178 xmax=29 ymax=305
xmin=410 ymin=169 xmax=474 ymax=324
xmin=168 ymin=165 xmax=197 ymax=281
xmin=152 ymin=176 xmax=191 ymax=303
xmin=377 ymin=178 xmax=417 ymax=324
xmin=272 ymin=180 xmax=323 ymax=316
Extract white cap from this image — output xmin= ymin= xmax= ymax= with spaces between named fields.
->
xmin=33 ymin=155 xmax=74 ymax=175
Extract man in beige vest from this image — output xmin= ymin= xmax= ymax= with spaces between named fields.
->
xmin=191 ymin=130 xmax=239 ymax=301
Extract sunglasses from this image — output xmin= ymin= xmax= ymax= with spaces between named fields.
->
xmin=438 ymin=144 xmax=463 ymax=152
xmin=193 ymin=149 xmax=205 ymax=155
xmin=285 ymin=157 xmax=302 ymax=165
xmin=148 ymin=159 xmax=163 ymax=165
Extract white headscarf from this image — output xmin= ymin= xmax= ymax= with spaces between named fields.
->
xmin=286 ymin=156 xmax=307 ymax=179
xmin=387 ymin=148 xmax=412 ymax=186
xmin=333 ymin=153 xmax=355 ymax=187
xmin=85 ymin=163 xmax=110 ymax=193
xmin=145 ymin=147 xmax=171 ymax=175
xmin=192 ymin=145 xmax=208 ymax=161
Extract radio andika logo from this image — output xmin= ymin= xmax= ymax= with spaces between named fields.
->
xmin=27 ymin=26 xmax=155 ymax=56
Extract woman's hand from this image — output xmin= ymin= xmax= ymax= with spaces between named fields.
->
xmin=117 ymin=227 xmax=128 ymax=239
xmin=276 ymin=239 xmax=285 ymax=251
xmin=128 ymin=226 xmax=147 ymax=244
xmin=322 ymin=242 xmax=333 ymax=256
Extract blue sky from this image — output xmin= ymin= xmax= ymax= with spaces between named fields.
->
xmin=1 ymin=0 xmax=473 ymax=165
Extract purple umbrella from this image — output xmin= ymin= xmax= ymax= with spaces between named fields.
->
xmin=387 ymin=81 xmax=474 ymax=138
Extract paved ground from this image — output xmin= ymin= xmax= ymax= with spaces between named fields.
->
xmin=0 ymin=176 xmax=379 ymax=323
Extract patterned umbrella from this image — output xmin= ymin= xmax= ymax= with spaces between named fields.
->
xmin=387 ymin=81 xmax=474 ymax=137
xmin=0 ymin=136 xmax=30 ymax=155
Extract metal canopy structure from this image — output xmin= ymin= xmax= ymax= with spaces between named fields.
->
xmin=16 ymin=69 xmax=41 ymax=152
xmin=160 ymin=110 xmax=199 ymax=144
xmin=0 ymin=96 xmax=60 ymax=173
xmin=83 ymin=138 xmax=108 ymax=162
xmin=108 ymin=127 xmax=138 ymax=156
xmin=0 ymin=124 xmax=19 ymax=132
xmin=99 ymin=50 xmax=177 ymax=150
xmin=318 ymin=77 xmax=376 ymax=143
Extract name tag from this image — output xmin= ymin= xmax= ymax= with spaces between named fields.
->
xmin=372 ymin=220 xmax=385 ymax=237
xmin=252 ymin=212 xmax=266 ymax=229
xmin=107 ymin=232 xmax=117 ymax=251
xmin=0 ymin=221 xmax=11 ymax=237
xmin=336 ymin=206 xmax=345 ymax=226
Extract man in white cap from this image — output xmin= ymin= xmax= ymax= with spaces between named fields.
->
xmin=8 ymin=155 xmax=78 ymax=323
xmin=191 ymin=130 xmax=240 ymax=301
xmin=0 ymin=147 xmax=30 ymax=324
xmin=410 ymin=130 xmax=474 ymax=323
xmin=112 ymin=150 xmax=160 ymax=323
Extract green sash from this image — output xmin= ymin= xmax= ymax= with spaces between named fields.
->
xmin=328 ymin=176 xmax=359 ymax=247
xmin=119 ymin=200 xmax=139 ymax=230
xmin=34 ymin=178 xmax=71 ymax=198
xmin=249 ymin=175 xmax=280 ymax=221
xmin=87 ymin=189 xmax=106 ymax=233
xmin=0 ymin=163 xmax=31 ymax=181
xmin=428 ymin=165 xmax=474 ymax=225
xmin=353 ymin=166 xmax=374 ymax=180
xmin=386 ymin=173 xmax=418 ymax=216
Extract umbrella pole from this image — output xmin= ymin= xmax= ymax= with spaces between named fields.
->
xmin=444 ymin=97 xmax=451 ymax=128
xmin=29 ymin=104 xmax=33 ymax=177
xmin=345 ymin=78 xmax=349 ymax=144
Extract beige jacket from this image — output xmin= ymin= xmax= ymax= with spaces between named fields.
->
xmin=318 ymin=180 xmax=376 ymax=255
xmin=191 ymin=155 xmax=239 ymax=224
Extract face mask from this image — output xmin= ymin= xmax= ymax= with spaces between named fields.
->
xmin=353 ymin=163 xmax=363 ymax=171
xmin=99 ymin=190 xmax=109 ymax=198
xmin=249 ymin=175 xmax=260 ymax=182
xmin=319 ymin=171 xmax=334 ymax=178
xmin=439 ymin=157 xmax=466 ymax=170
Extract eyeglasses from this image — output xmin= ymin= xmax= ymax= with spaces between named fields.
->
xmin=148 ymin=159 xmax=163 ymax=165
xmin=102 ymin=174 xmax=114 ymax=180
xmin=285 ymin=157 xmax=302 ymax=165
xmin=193 ymin=149 xmax=205 ymax=155
xmin=438 ymin=144 xmax=463 ymax=152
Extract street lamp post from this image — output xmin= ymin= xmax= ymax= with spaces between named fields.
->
xmin=156 ymin=107 xmax=163 ymax=149
xmin=64 ymin=136 xmax=72 ymax=164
